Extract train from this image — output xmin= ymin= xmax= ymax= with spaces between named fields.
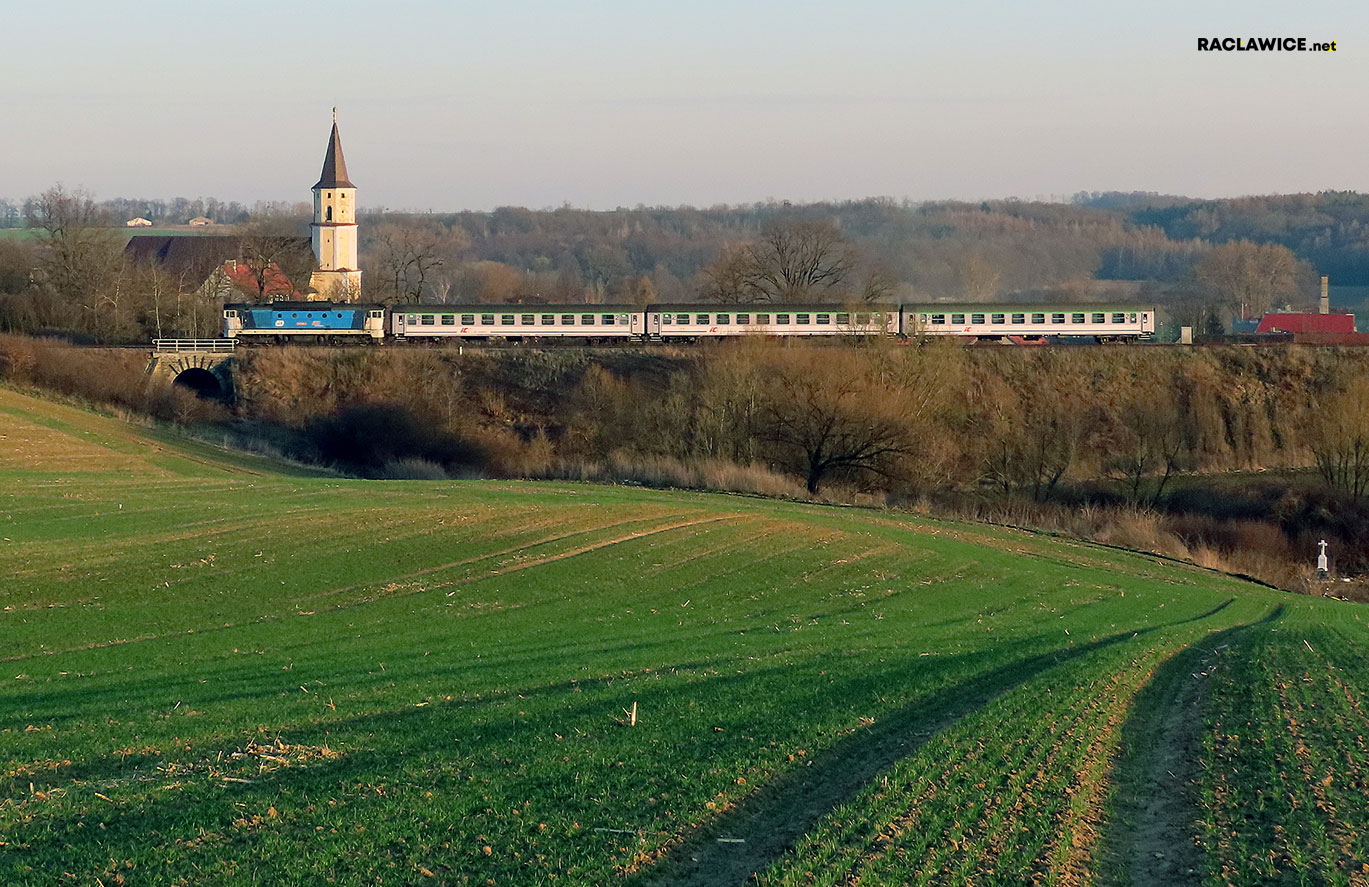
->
xmin=222 ymin=301 xmax=1157 ymax=344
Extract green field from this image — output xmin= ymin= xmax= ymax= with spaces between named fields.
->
xmin=2 ymin=387 xmax=1366 ymax=886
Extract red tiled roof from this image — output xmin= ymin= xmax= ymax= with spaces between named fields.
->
xmin=1256 ymin=313 xmax=1357 ymax=334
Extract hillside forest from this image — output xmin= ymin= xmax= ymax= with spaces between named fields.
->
xmin=3 ymin=189 xmax=1369 ymax=343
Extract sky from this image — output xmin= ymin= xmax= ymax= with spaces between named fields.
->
xmin=1 ymin=0 xmax=1364 ymax=211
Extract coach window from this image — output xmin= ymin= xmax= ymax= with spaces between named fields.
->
xmin=776 ymin=313 xmax=790 ymax=324
xmin=441 ymin=315 xmax=455 ymax=326
xmin=971 ymin=313 xmax=985 ymax=324
xmin=816 ymin=313 xmax=830 ymax=324
xmin=602 ymin=315 xmax=616 ymax=325
xmin=796 ymin=313 xmax=811 ymax=324
xmin=521 ymin=314 xmax=536 ymax=325
xmin=859 ymin=313 xmax=872 ymax=325
xmin=1112 ymin=313 xmax=1126 ymax=324
xmin=499 ymin=314 xmax=514 ymax=325
xmin=930 ymin=314 xmax=945 ymax=325
xmin=541 ymin=314 xmax=555 ymax=325
xmin=1091 ymin=313 xmax=1105 ymax=324
xmin=835 ymin=313 xmax=850 ymax=324
xmin=1052 ymin=313 xmax=1066 ymax=324
xmin=696 ymin=314 xmax=710 ymax=324
xmin=951 ymin=313 xmax=965 ymax=324
xmin=717 ymin=314 xmax=730 ymax=324
xmin=676 ymin=313 xmax=689 ymax=325
xmin=561 ymin=314 xmax=575 ymax=325
xmin=736 ymin=313 xmax=750 ymax=324
xmin=1031 ymin=313 xmax=1045 ymax=324
xmin=1011 ymin=313 xmax=1025 ymax=324
xmin=661 ymin=314 xmax=672 ymax=325
xmin=1129 ymin=313 xmax=1138 ymax=323
xmin=460 ymin=314 xmax=474 ymax=325
xmin=480 ymin=314 xmax=494 ymax=325
xmin=757 ymin=314 xmax=771 ymax=324
xmin=1072 ymin=313 xmax=1085 ymax=324
xmin=421 ymin=315 xmax=435 ymax=325
xmin=991 ymin=313 xmax=1005 ymax=324
xmin=582 ymin=314 xmax=595 ymax=325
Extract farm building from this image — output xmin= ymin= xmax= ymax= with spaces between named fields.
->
xmin=125 ymin=217 xmax=153 ymax=227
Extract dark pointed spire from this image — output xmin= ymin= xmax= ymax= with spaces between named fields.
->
xmin=313 ymin=112 xmax=355 ymax=190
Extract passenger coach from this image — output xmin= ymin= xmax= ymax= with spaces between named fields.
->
xmin=904 ymin=304 xmax=1154 ymax=341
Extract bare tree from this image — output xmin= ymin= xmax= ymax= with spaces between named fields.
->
xmin=27 ymin=184 xmax=130 ymax=340
xmin=756 ymin=347 xmax=917 ymax=494
xmin=1309 ymin=377 xmax=1369 ymax=500
xmin=1194 ymin=240 xmax=1304 ymax=318
xmin=234 ymin=215 xmax=316 ymax=301
xmin=700 ymin=220 xmax=857 ymax=304
xmin=370 ymin=222 xmax=455 ymax=303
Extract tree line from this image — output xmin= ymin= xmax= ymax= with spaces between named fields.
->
xmin=0 ymin=185 xmax=1355 ymax=343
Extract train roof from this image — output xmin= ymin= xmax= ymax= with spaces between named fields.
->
xmin=225 ymin=301 xmax=385 ymax=311
xmin=902 ymin=302 xmax=1153 ymax=312
xmin=392 ymin=303 xmax=645 ymax=313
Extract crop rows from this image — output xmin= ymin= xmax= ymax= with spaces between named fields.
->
xmin=1198 ymin=608 xmax=1369 ymax=886
xmin=751 ymin=619 xmax=1235 ymax=887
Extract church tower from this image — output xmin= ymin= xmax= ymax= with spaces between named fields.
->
xmin=309 ymin=109 xmax=363 ymax=301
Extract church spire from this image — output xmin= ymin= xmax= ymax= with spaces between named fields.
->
xmin=313 ymin=112 xmax=355 ymax=190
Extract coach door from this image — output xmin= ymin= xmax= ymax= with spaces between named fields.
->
xmin=639 ymin=311 xmax=661 ymax=339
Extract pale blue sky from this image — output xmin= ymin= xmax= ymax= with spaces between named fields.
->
xmin=1 ymin=0 xmax=1362 ymax=210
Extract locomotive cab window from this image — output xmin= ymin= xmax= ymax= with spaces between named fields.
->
xmin=370 ymin=310 xmax=384 ymax=319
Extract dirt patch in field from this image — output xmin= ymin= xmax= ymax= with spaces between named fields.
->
xmin=1101 ymin=620 xmax=1263 ymax=887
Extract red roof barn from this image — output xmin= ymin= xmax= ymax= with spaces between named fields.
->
xmin=1256 ymin=313 xmax=1357 ymax=335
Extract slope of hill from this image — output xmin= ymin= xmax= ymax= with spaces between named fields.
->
xmin=1 ymin=386 xmax=1364 ymax=886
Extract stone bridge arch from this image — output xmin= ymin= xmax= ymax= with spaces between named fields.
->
xmin=147 ymin=342 xmax=236 ymax=402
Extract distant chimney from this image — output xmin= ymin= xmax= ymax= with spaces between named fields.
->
xmin=1320 ymin=276 xmax=1330 ymax=314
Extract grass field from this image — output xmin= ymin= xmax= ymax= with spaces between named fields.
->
xmin=2 ymin=387 xmax=1366 ymax=886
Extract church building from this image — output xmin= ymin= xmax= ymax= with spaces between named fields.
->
xmin=308 ymin=110 xmax=363 ymax=301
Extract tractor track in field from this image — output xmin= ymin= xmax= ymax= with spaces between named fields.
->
xmin=626 ymin=629 xmax=1161 ymax=887
xmin=1102 ymin=609 xmax=1278 ymax=887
